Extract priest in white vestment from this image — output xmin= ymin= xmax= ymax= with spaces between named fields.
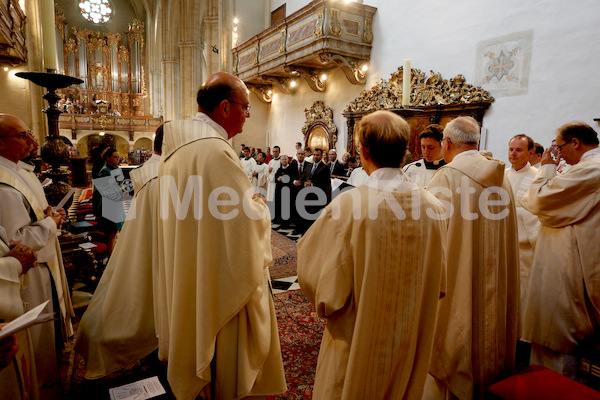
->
xmin=0 ymin=231 xmax=39 ymax=400
xmin=156 ymin=72 xmax=286 ymax=399
xmin=266 ymin=145 xmax=281 ymax=201
xmin=402 ymin=124 xmax=447 ymax=187
xmin=425 ymin=116 xmax=519 ymax=400
xmin=74 ymin=127 xmax=164 ymax=379
xmin=240 ymin=146 xmax=256 ymax=180
xmin=298 ymin=111 xmax=447 ymax=400
xmin=505 ymin=135 xmax=540 ymax=306
xmin=521 ymin=122 xmax=600 ymax=378
xmin=0 ymin=114 xmax=74 ymax=399
xmin=251 ymin=151 xmax=270 ymax=197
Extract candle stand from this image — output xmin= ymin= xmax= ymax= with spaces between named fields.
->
xmin=16 ymin=71 xmax=83 ymax=206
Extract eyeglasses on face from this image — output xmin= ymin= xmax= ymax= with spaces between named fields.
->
xmin=0 ymin=130 xmax=32 ymax=140
xmin=557 ymin=139 xmax=572 ymax=152
xmin=228 ymin=100 xmax=251 ymax=112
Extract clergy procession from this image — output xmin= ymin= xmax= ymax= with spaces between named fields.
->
xmin=2 ymin=69 xmax=600 ymax=400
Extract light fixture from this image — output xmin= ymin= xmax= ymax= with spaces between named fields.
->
xmin=232 ymin=18 xmax=240 ymax=47
xmin=3 ymin=67 xmax=8 ymax=72
xmin=290 ymin=80 xmax=297 ymax=88
xmin=99 ymin=131 xmax=105 ymax=136
xmin=233 ymin=17 xmax=239 ymax=24
xmin=267 ymin=90 xmax=272 ymax=95
xmin=320 ymin=73 xmax=327 ymax=81
xmin=361 ymin=64 xmax=368 ymax=72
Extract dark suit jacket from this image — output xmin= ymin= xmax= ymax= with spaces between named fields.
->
xmin=309 ymin=161 xmax=331 ymax=201
xmin=295 ymin=160 xmax=312 ymax=184
xmin=329 ymin=160 xmax=346 ymax=177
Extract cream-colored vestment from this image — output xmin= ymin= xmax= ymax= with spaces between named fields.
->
xmin=240 ymin=157 xmax=256 ymax=180
xmin=266 ymin=157 xmax=281 ymax=201
xmin=504 ymin=163 xmax=540 ymax=305
xmin=298 ymin=168 xmax=447 ymax=400
xmin=521 ymin=148 xmax=600 ymax=359
xmin=74 ymin=154 xmax=160 ymax=379
xmin=0 ymin=237 xmax=38 ymax=400
xmin=426 ymin=152 xmax=520 ymax=400
xmin=402 ymin=158 xmax=445 ymax=188
xmin=251 ymin=162 xmax=270 ymax=196
xmin=156 ymin=115 xmax=286 ymax=399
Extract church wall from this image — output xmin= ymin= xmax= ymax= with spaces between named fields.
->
xmin=0 ymin=67 xmax=34 ymax=127
xmin=266 ymin=0 xmax=600 ymax=163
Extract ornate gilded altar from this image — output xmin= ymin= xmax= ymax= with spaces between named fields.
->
xmin=302 ymin=101 xmax=337 ymax=151
xmin=343 ymin=67 xmax=495 ymax=158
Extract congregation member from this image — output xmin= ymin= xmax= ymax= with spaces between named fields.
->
xmin=402 ymin=124 xmax=446 ymax=187
xmin=521 ymin=122 xmax=600 ymax=379
xmin=0 ymin=232 xmax=38 ymax=400
xmin=0 ymin=114 xmax=74 ymax=399
xmin=505 ymin=134 xmax=540 ymax=303
xmin=292 ymin=149 xmax=312 ymax=234
xmin=425 ymin=116 xmax=519 ymax=400
xmin=74 ymin=124 xmax=164 ymax=379
xmin=240 ymin=146 xmax=256 ymax=179
xmin=328 ymin=149 xmax=345 ymax=177
xmin=266 ymin=145 xmax=281 ymax=202
xmin=265 ymin=146 xmax=273 ymax=163
xmin=303 ymin=148 xmax=331 ymax=229
xmin=293 ymin=141 xmax=302 ymax=160
xmin=238 ymin=143 xmax=245 ymax=158
xmin=273 ymin=154 xmax=298 ymax=226
xmin=298 ymin=110 xmax=447 ymax=399
xmin=251 ymin=151 xmax=270 ymax=196
xmin=304 ymin=146 xmax=313 ymax=163
xmin=530 ymin=142 xmax=544 ymax=168
xmin=92 ymin=147 xmax=126 ymax=255
xmin=156 ymin=72 xmax=286 ymax=399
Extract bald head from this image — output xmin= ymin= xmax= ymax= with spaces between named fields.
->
xmin=0 ymin=114 xmax=32 ymax=163
xmin=196 ymin=72 xmax=250 ymax=139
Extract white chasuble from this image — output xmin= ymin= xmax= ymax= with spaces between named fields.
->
xmin=427 ymin=153 xmax=520 ymax=400
xmin=156 ymin=119 xmax=286 ymax=399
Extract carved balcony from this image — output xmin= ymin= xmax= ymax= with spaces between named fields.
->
xmin=232 ymin=0 xmax=376 ymax=101
xmin=0 ymin=0 xmax=27 ymax=66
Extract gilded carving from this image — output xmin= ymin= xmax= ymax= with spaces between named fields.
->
xmin=252 ymin=44 xmax=259 ymax=65
xmin=247 ymin=84 xmax=273 ymax=103
xmin=313 ymin=10 xmax=324 ymax=38
xmin=363 ymin=17 xmax=373 ymax=44
xmin=302 ymin=101 xmax=338 ymax=148
xmin=132 ymin=97 xmax=140 ymax=107
xmin=279 ymin=28 xmax=287 ymax=53
xmin=345 ymin=68 xmax=494 ymax=113
xmin=320 ymin=53 xmax=366 ymax=85
xmin=329 ymin=9 xmax=342 ymax=37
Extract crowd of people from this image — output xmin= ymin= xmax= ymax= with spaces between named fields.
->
xmin=1 ymin=70 xmax=599 ymax=400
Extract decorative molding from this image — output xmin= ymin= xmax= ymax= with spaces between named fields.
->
xmin=313 ymin=10 xmax=324 ymax=38
xmin=247 ymin=84 xmax=273 ymax=103
xmin=329 ymin=9 xmax=342 ymax=37
xmin=278 ymin=28 xmax=287 ymax=52
xmin=285 ymin=66 xmax=326 ymax=92
xmin=320 ymin=53 xmax=366 ymax=85
xmin=363 ymin=17 xmax=373 ymax=44
xmin=302 ymin=101 xmax=338 ymax=148
xmin=257 ymin=76 xmax=295 ymax=94
xmin=345 ymin=67 xmax=495 ymax=113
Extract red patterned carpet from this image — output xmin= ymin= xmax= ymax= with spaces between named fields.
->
xmin=62 ymin=230 xmax=324 ymax=399
xmin=270 ymin=289 xmax=325 ymax=400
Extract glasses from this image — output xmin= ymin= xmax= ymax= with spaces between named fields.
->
xmin=557 ymin=139 xmax=572 ymax=152
xmin=228 ymin=100 xmax=251 ymax=112
xmin=0 ymin=131 xmax=31 ymax=140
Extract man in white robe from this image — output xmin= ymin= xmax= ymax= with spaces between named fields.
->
xmin=240 ymin=146 xmax=256 ymax=180
xmin=521 ymin=122 xmax=600 ymax=378
xmin=266 ymin=145 xmax=281 ymax=201
xmin=251 ymin=151 xmax=270 ymax=197
xmin=505 ymin=134 xmax=540 ymax=305
xmin=402 ymin=124 xmax=447 ymax=187
xmin=0 ymin=231 xmax=38 ymax=400
xmin=74 ymin=126 xmax=164 ymax=379
xmin=0 ymin=114 xmax=73 ymax=399
xmin=298 ymin=111 xmax=447 ymax=400
xmin=425 ymin=116 xmax=520 ymax=400
xmin=156 ymin=72 xmax=286 ymax=399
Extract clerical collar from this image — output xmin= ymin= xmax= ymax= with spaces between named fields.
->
xmin=510 ymin=162 xmax=531 ymax=173
xmin=423 ymin=158 xmax=446 ymax=170
xmin=257 ymin=161 xmax=264 ymax=165
xmin=244 ymin=157 xmax=252 ymax=160
xmin=581 ymin=147 xmax=600 ymax=162
xmin=274 ymin=157 xmax=280 ymax=160
xmin=190 ymin=112 xmax=228 ymax=140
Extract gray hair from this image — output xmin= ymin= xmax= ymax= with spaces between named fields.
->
xmin=444 ymin=116 xmax=480 ymax=146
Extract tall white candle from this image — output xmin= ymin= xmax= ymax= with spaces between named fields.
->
xmin=40 ymin=0 xmax=58 ymax=71
xmin=402 ymin=58 xmax=411 ymax=106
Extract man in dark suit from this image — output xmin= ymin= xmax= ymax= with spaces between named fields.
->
xmin=301 ymin=148 xmax=331 ymax=231
xmin=292 ymin=150 xmax=312 ymax=235
xmin=328 ymin=149 xmax=346 ymax=177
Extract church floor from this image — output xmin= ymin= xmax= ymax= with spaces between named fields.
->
xmin=58 ymin=229 xmax=323 ymax=399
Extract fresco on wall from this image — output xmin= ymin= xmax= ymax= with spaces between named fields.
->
xmin=475 ymin=30 xmax=533 ymax=97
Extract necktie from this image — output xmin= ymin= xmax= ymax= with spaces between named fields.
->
xmin=299 ymin=162 xmax=302 ymax=175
